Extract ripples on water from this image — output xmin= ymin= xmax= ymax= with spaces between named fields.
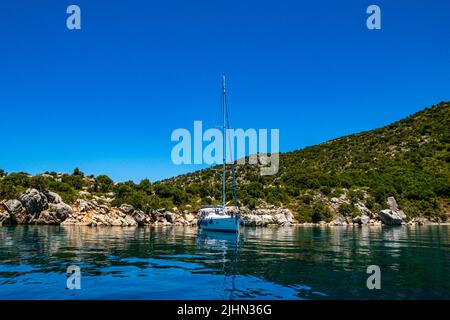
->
xmin=0 ymin=225 xmax=448 ymax=299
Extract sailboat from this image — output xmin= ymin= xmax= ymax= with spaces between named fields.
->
xmin=197 ymin=76 xmax=242 ymax=233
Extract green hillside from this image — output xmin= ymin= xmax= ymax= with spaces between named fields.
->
xmin=1 ymin=101 xmax=449 ymax=222
xmin=162 ymin=101 xmax=450 ymax=221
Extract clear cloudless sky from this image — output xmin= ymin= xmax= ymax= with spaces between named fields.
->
xmin=0 ymin=0 xmax=449 ymax=182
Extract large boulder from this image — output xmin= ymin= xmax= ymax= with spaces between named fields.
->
xmin=353 ymin=214 xmax=371 ymax=225
xmin=378 ymin=209 xmax=404 ymax=226
xmin=43 ymin=191 xmax=62 ymax=204
xmin=0 ymin=208 xmax=12 ymax=226
xmin=32 ymin=203 xmax=73 ymax=224
xmin=164 ymin=212 xmax=175 ymax=223
xmin=3 ymin=199 xmax=27 ymax=224
xmin=20 ymin=189 xmax=48 ymax=215
xmin=49 ymin=203 xmax=73 ymax=221
xmin=132 ymin=209 xmax=147 ymax=225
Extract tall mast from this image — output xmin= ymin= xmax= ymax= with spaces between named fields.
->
xmin=222 ymin=75 xmax=226 ymax=210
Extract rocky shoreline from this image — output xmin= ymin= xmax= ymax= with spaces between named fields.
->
xmin=0 ymin=188 xmax=444 ymax=227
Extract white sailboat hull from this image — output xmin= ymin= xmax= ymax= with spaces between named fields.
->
xmin=198 ymin=216 xmax=241 ymax=233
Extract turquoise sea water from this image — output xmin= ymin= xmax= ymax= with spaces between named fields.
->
xmin=0 ymin=225 xmax=448 ymax=299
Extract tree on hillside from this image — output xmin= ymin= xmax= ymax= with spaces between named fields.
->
xmin=73 ymin=167 xmax=84 ymax=177
xmin=95 ymin=175 xmax=114 ymax=193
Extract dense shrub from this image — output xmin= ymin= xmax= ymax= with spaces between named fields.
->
xmin=311 ymin=203 xmax=333 ymax=223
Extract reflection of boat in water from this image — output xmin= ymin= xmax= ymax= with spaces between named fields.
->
xmin=197 ymin=229 xmax=241 ymax=248
xmin=197 ymin=76 xmax=243 ymax=233
xmin=196 ymin=229 xmax=241 ymax=299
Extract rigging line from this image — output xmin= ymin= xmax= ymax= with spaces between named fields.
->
xmin=222 ymin=75 xmax=227 ymax=210
xmin=224 ymin=83 xmax=238 ymax=209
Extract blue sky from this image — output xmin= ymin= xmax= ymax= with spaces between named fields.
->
xmin=0 ymin=0 xmax=449 ymax=182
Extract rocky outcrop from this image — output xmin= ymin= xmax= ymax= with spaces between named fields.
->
xmin=32 ymin=203 xmax=73 ymax=225
xmin=242 ymin=214 xmax=262 ymax=226
xmin=62 ymin=200 xmax=137 ymax=227
xmin=61 ymin=200 xmax=198 ymax=227
xmin=20 ymin=188 xmax=48 ymax=215
xmin=242 ymin=208 xmax=296 ymax=226
xmin=3 ymin=190 xmax=436 ymax=227
xmin=1 ymin=190 xmax=71 ymax=225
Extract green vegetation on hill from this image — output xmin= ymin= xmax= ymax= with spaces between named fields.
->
xmin=1 ymin=102 xmax=449 ymax=222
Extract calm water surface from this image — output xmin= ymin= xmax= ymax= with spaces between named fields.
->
xmin=0 ymin=225 xmax=448 ymax=299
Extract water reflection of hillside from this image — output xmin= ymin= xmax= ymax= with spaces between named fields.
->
xmin=0 ymin=225 xmax=449 ymax=299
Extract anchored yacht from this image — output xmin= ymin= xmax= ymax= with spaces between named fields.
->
xmin=197 ymin=76 xmax=242 ymax=233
